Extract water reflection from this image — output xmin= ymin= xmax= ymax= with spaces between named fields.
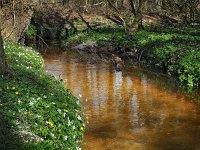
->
xmin=44 ymin=50 xmax=200 ymax=150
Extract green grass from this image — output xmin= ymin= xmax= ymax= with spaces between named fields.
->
xmin=0 ymin=42 xmax=84 ymax=149
xmin=65 ymin=25 xmax=200 ymax=89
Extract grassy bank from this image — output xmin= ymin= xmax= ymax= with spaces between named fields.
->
xmin=0 ymin=42 xmax=84 ymax=149
xmin=65 ymin=25 xmax=200 ymax=89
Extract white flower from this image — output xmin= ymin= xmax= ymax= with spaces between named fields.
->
xmin=16 ymin=120 xmax=20 ymax=125
xmin=64 ymin=136 xmax=68 ymax=141
xmin=50 ymin=133 xmax=55 ymax=137
xmin=67 ymin=117 xmax=71 ymax=126
xmin=31 ymin=98 xmax=36 ymax=101
xmin=78 ymin=94 xmax=82 ymax=98
xmin=29 ymin=101 xmax=34 ymax=106
xmin=77 ymin=115 xmax=82 ymax=121
xmin=36 ymin=115 xmax=41 ymax=118
xmin=57 ymin=109 xmax=62 ymax=114
xmin=72 ymin=126 xmax=76 ymax=130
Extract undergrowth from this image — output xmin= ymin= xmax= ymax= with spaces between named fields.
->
xmin=0 ymin=42 xmax=84 ymax=149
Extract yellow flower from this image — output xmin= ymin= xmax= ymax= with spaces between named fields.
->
xmin=47 ymin=121 xmax=54 ymax=127
xmin=15 ymin=92 xmax=19 ymax=95
xmin=36 ymin=139 xmax=40 ymax=143
xmin=0 ymin=103 xmax=3 ymax=107
xmin=11 ymin=87 xmax=16 ymax=90
xmin=7 ymin=86 xmax=10 ymax=90
xmin=80 ymin=127 xmax=84 ymax=131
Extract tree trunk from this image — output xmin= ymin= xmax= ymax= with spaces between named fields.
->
xmin=0 ymin=8 xmax=8 ymax=74
xmin=137 ymin=12 xmax=143 ymax=30
xmin=129 ymin=0 xmax=144 ymax=31
xmin=0 ymin=29 xmax=8 ymax=74
xmin=137 ymin=0 xmax=144 ymax=30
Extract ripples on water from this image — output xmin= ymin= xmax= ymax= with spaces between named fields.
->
xmin=44 ymin=50 xmax=200 ymax=150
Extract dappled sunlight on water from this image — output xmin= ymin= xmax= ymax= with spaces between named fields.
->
xmin=44 ymin=50 xmax=200 ymax=150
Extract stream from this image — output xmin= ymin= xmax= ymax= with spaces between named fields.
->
xmin=42 ymin=48 xmax=200 ymax=150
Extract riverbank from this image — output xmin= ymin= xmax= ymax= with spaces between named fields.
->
xmin=0 ymin=42 xmax=84 ymax=149
xmin=65 ymin=25 xmax=200 ymax=89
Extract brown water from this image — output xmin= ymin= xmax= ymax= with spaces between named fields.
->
xmin=43 ymin=49 xmax=200 ymax=150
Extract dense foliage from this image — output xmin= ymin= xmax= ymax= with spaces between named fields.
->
xmin=0 ymin=42 xmax=84 ymax=149
xmin=66 ymin=25 xmax=200 ymax=88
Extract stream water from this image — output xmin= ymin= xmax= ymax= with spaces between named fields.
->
xmin=43 ymin=48 xmax=200 ymax=150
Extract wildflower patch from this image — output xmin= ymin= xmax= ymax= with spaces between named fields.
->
xmin=0 ymin=42 xmax=84 ymax=149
